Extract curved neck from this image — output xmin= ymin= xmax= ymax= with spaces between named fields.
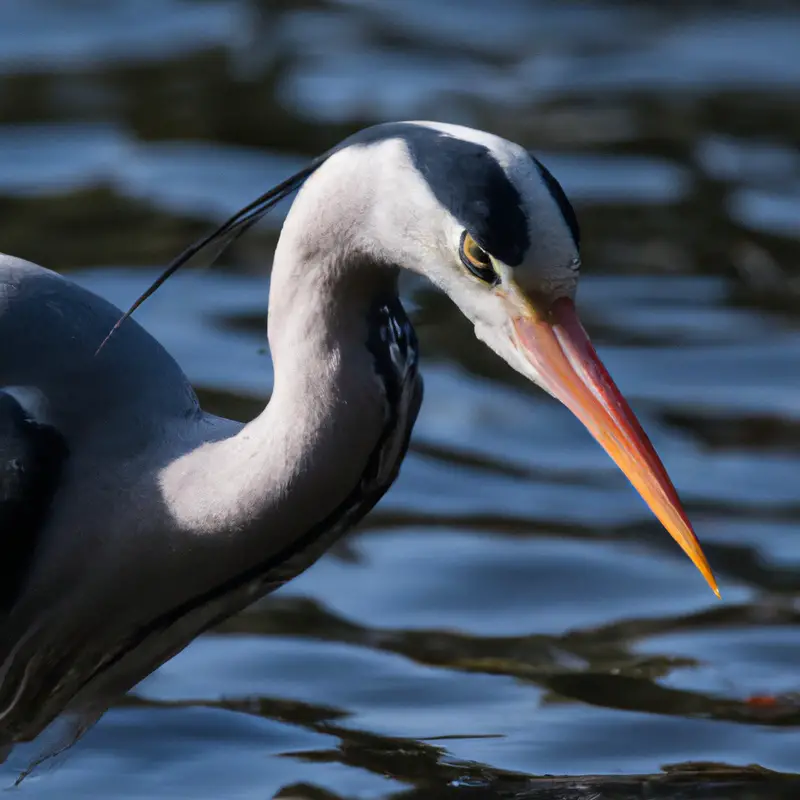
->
xmin=158 ymin=240 xmax=409 ymax=598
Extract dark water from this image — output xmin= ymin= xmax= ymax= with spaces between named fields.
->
xmin=1 ymin=1 xmax=800 ymax=797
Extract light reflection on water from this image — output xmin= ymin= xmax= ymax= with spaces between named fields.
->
xmin=1 ymin=0 xmax=800 ymax=798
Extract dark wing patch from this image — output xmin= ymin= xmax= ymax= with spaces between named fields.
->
xmin=0 ymin=392 xmax=68 ymax=612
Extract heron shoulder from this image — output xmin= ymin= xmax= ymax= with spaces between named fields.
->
xmin=0 ymin=256 xmax=201 ymax=434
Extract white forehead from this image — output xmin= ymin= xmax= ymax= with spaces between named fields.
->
xmin=411 ymin=120 xmax=524 ymax=155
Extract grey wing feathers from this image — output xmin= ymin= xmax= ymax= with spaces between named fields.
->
xmin=0 ymin=391 xmax=67 ymax=612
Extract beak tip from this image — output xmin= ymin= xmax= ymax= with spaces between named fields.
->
xmin=684 ymin=533 xmax=720 ymax=599
xmin=689 ymin=547 xmax=720 ymax=599
xmin=698 ymin=563 xmax=721 ymax=598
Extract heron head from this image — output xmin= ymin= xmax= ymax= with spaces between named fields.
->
xmin=341 ymin=121 xmax=718 ymax=596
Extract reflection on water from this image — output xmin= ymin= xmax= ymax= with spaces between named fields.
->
xmin=1 ymin=0 xmax=799 ymax=797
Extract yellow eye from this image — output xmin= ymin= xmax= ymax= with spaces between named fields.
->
xmin=459 ymin=231 xmax=498 ymax=284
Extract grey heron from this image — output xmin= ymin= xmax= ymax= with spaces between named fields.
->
xmin=0 ymin=121 xmax=718 ymax=764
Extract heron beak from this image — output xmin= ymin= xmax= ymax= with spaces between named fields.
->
xmin=504 ymin=284 xmax=719 ymax=597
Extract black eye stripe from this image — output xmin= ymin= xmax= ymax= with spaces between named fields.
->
xmin=402 ymin=128 xmax=529 ymax=267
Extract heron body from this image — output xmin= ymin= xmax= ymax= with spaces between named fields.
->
xmin=0 ymin=121 xmax=716 ymax=760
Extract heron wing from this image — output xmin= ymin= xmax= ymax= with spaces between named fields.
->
xmin=0 ymin=391 xmax=68 ymax=613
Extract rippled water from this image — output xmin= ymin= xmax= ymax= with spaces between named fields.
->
xmin=1 ymin=1 xmax=800 ymax=798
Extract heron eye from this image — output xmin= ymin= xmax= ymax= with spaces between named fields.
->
xmin=459 ymin=231 xmax=498 ymax=285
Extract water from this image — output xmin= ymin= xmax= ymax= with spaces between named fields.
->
xmin=1 ymin=1 xmax=799 ymax=797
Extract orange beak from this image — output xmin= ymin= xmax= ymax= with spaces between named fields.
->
xmin=506 ymin=287 xmax=719 ymax=597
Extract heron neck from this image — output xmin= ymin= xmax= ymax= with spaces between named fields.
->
xmin=160 ymin=249 xmax=399 ymax=587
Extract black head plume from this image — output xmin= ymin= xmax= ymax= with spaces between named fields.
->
xmin=95 ymin=157 xmax=326 ymax=355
